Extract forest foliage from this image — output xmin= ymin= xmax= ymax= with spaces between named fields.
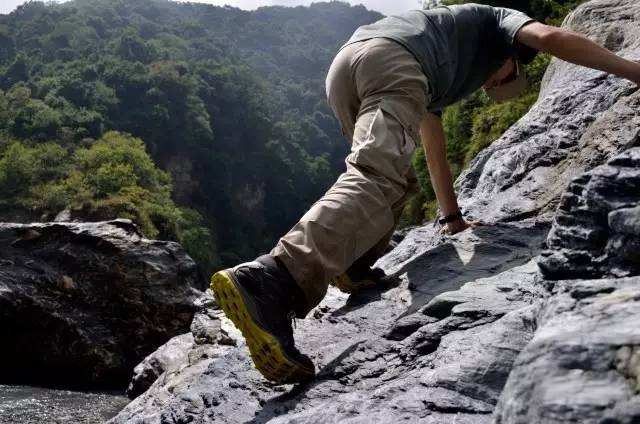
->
xmin=0 ymin=0 xmax=379 ymax=272
xmin=0 ymin=0 xmax=588 ymax=272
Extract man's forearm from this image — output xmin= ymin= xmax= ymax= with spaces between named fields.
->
xmin=519 ymin=23 xmax=640 ymax=84
xmin=420 ymin=112 xmax=460 ymax=216
xmin=546 ymin=31 xmax=637 ymax=80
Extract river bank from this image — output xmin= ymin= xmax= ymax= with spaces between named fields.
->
xmin=0 ymin=384 xmax=128 ymax=424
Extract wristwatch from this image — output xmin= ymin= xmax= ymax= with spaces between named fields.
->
xmin=438 ymin=210 xmax=463 ymax=226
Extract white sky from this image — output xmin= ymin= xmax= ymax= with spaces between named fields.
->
xmin=0 ymin=0 xmax=31 ymax=14
xmin=0 ymin=0 xmax=424 ymax=16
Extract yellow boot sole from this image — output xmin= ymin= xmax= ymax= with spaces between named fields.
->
xmin=210 ymin=270 xmax=314 ymax=384
xmin=330 ymin=272 xmax=376 ymax=294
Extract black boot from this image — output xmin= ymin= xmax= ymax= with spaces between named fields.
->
xmin=211 ymin=254 xmax=315 ymax=384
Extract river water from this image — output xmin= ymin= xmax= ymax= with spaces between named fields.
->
xmin=0 ymin=385 xmax=129 ymax=423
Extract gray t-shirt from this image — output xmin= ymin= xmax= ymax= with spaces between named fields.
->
xmin=343 ymin=4 xmax=537 ymax=111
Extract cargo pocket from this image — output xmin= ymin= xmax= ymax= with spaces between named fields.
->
xmin=397 ymin=127 xmax=417 ymax=176
xmin=377 ymin=97 xmax=420 ymax=176
xmin=378 ymin=97 xmax=420 ymax=145
xmin=349 ymin=96 xmax=422 ymax=184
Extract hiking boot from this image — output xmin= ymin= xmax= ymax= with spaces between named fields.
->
xmin=330 ymin=260 xmax=386 ymax=294
xmin=210 ymin=254 xmax=315 ymax=384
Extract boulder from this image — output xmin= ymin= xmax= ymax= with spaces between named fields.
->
xmin=494 ymin=148 xmax=640 ymax=423
xmin=538 ymin=148 xmax=640 ymax=279
xmin=125 ymin=290 xmax=237 ymax=398
xmin=0 ymin=219 xmax=204 ymax=388
xmin=495 ymin=276 xmax=640 ymax=424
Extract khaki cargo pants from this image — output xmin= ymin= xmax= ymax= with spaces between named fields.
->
xmin=272 ymin=38 xmax=431 ymax=312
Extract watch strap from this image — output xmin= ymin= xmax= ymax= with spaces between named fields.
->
xmin=438 ymin=210 xmax=463 ymax=226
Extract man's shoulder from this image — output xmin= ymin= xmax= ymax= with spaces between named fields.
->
xmin=387 ymin=4 xmax=493 ymax=22
xmin=420 ymin=3 xmax=496 ymax=24
xmin=435 ymin=3 xmax=494 ymax=15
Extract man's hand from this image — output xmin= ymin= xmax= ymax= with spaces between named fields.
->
xmin=440 ymin=217 xmax=481 ymax=235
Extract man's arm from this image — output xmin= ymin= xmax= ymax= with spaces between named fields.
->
xmin=420 ymin=111 xmax=472 ymax=234
xmin=517 ymin=22 xmax=640 ymax=84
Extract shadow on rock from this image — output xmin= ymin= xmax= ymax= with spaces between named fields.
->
xmin=247 ymin=341 xmax=365 ymax=424
xmin=329 ymin=274 xmax=403 ymax=318
xmin=396 ymin=223 xmax=548 ymax=317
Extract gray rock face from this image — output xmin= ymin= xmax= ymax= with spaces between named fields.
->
xmin=125 ymin=333 xmax=196 ymax=400
xmin=538 ymin=148 xmax=640 ymax=279
xmin=0 ymin=220 xmax=204 ymax=388
xmin=110 ymin=0 xmax=640 ymax=422
xmin=111 ymin=222 xmax=549 ymax=423
xmin=494 ymin=146 xmax=640 ymax=423
xmin=495 ymin=277 xmax=640 ymax=424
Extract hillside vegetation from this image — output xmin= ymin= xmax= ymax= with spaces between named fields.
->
xmin=0 ymin=0 xmax=380 ymax=272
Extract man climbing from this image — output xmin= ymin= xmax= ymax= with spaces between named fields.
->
xmin=211 ymin=3 xmax=640 ymax=384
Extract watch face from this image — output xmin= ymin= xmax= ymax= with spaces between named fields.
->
xmin=484 ymin=62 xmax=528 ymax=102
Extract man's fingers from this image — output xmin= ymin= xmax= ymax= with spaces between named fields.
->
xmin=463 ymin=219 xmax=483 ymax=227
xmin=438 ymin=219 xmax=484 ymax=236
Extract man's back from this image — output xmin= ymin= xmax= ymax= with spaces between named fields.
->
xmin=343 ymin=4 xmax=537 ymax=110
